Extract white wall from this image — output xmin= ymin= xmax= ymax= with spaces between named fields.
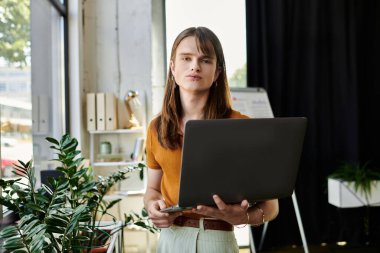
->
xmin=81 ymin=0 xmax=155 ymax=157
xmin=80 ymin=2 xmax=162 ymax=251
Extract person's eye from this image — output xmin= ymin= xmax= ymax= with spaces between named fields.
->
xmin=202 ymin=59 xmax=211 ymax=64
xmin=182 ymin=57 xmax=191 ymax=61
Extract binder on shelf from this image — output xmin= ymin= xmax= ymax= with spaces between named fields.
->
xmin=96 ymin=93 xmax=106 ymax=131
xmin=105 ymin=93 xmax=118 ymax=130
xmin=132 ymin=137 xmax=145 ymax=161
xmin=86 ymin=93 xmax=96 ymax=131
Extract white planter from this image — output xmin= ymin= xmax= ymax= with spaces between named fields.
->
xmin=328 ymin=178 xmax=380 ymax=208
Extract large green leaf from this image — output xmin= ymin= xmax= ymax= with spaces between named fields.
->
xmin=30 ymin=234 xmax=45 ymax=253
xmin=2 ymin=236 xmax=25 ymax=249
xmin=25 ymin=203 xmax=46 ymax=214
xmin=66 ymin=204 xmax=88 ymax=235
xmin=25 ymin=224 xmax=46 ymax=240
xmin=10 ymin=249 xmax=29 ymax=253
xmin=22 ymin=219 xmax=39 ymax=234
xmin=0 ymin=226 xmax=19 ymax=238
xmin=18 ymin=214 xmax=35 ymax=227
xmin=46 ymin=137 xmax=60 ymax=146
xmin=46 ymin=225 xmax=65 ymax=234
xmin=46 ymin=215 xmax=69 ymax=227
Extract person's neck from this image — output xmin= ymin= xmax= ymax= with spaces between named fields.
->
xmin=180 ymin=90 xmax=209 ymax=129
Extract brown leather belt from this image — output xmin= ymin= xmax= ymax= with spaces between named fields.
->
xmin=173 ymin=216 xmax=233 ymax=231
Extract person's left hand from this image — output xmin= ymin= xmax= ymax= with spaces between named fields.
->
xmin=192 ymin=194 xmax=249 ymax=225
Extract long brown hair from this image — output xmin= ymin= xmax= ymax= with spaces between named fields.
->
xmin=156 ymin=27 xmax=232 ymax=149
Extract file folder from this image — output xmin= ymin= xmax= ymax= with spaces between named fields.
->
xmin=105 ymin=93 xmax=118 ymax=130
xmin=86 ymin=93 xmax=96 ymax=131
xmin=96 ymin=93 xmax=106 ymax=131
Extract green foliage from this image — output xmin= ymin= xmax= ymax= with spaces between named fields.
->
xmin=229 ymin=63 xmax=247 ymax=88
xmin=329 ymin=162 xmax=380 ymax=200
xmin=0 ymin=134 xmax=157 ymax=253
xmin=124 ymin=208 xmax=160 ymax=234
xmin=0 ymin=0 xmax=30 ymax=67
xmin=0 ymin=214 xmax=47 ymax=253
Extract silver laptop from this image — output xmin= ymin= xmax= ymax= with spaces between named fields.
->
xmin=161 ymin=117 xmax=307 ymax=213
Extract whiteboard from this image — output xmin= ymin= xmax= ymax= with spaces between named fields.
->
xmin=230 ymin=87 xmax=274 ymax=118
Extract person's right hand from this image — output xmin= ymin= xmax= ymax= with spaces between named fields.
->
xmin=147 ymin=199 xmax=182 ymax=228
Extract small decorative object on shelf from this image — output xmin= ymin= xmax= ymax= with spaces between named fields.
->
xmin=99 ymin=141 xmax=112 ymax=155
xmin=124 ymin=90 xmax=141 ymax=129
xmin=88 ymin=128 xmax=145 ymax=167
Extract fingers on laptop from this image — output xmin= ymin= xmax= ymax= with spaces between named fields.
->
xmin=150 ymin=211 xmax=182 ymax=228
xmin=193 ymin=196 xmax=250 ymax=220
xmin=158 ymin=199 xmax=167 ymax=209
xmin=149 ymin=200 xmax=169 ymax=217
xmin=213 ymin=194 xmax=228 ymax=211
xmin=240 ymin=199 xmax=249 ymax=210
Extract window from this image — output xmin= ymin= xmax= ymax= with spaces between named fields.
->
xmin=0 ymin=0 xmax=32 ymax=180
xmin=165 ymin=0 xmax=247 ymax=87
xmin=1 ymin=0 xmax=68 ymax=216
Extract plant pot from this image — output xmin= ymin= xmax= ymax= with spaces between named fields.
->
xmin=81 ymin=228 xmax=112 ymax=253
xmin=328 ymin=178 xmax=380 ymax=207
xmin=89 ymin=237 xmax=110 ymax=253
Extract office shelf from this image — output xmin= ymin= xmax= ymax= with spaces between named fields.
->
xmin=92 ymin=161 xmax=139 ymax=167
xmin=89 ymin=128 xmax=144 ymax=135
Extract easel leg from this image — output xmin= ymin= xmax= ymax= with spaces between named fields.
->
xmin=292 ymin=192 xmax=309 ymax=253
xmin=249 ymin=227 xmax=257 ymax=253
xmin=258 ymin=222 xmax=269 ymax=251
xmin=250 ymin=192 xmax=309 ymax=253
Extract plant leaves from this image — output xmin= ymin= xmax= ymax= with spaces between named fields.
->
xmin=46 ymin=137 xmax=60 ymax=146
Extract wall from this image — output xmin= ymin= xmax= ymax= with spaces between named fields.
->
xmin=81 ymin=0 xmax=154 ymax=157
xmin=80 ymin=1 xmax=163 ymax=251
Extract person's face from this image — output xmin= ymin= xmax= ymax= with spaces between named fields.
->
xmin=170 ymin=36 xmax=220 ymax=94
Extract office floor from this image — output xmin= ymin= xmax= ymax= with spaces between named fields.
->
xmin=239 ymin=244 xmax=380 ymax=253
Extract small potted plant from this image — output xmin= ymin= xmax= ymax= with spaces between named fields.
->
xmin=0 ymin=134 xmax=158 ymax=253
xmin=328 ymin=162 xmax=380 ymax=208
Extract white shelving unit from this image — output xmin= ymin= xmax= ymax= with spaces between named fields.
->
xmin=89 ymin=128 xmax=144 ymax=167
xmin=92 ymin=161 xmax=138 ymax=167
xmin=88 ymin=127 xmax=147 ymax=193
xmin=88 ymin=127 xmax=153 ymax=252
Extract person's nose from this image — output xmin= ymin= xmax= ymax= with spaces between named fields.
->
xmin=191 ymin=60 xmax=200 ymax=72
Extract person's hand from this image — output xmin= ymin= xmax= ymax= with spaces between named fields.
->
xmin=192 ymin=195 xmax=249 ymax=225
xmin=146 ymin=199 xmax=183 ymax=228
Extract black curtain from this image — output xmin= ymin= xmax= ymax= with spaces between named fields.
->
xmin=246 ymin=0 xmax=380 ymax=249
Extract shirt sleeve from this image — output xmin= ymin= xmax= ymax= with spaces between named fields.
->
xmin=145 ymin=121 xmax=161 ymax=169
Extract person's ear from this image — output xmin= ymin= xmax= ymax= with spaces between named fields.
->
xmin=170 ymin=60 xmax=175 ymax=75
xmin=213 ymin=67 xmax=221 ymax=82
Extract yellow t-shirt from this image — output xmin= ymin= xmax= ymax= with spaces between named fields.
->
xmin=146 ymin=110 xmax=249 ymax=216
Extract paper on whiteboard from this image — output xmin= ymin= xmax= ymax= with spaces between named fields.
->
xmin=231 ymin=88 xmax=274 ymax=118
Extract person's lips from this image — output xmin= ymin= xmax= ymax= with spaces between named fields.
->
xmin=186 ymin=75 xmax=202 ymax=80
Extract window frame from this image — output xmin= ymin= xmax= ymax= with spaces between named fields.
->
xmin=48 ymin=0 xmax=70 ymax=133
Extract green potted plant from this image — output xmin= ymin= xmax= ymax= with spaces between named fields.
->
xmin=328 ymin=162 xmax=380 ymax=208
xmin=0 ymin=134 xmax=158 ymax=253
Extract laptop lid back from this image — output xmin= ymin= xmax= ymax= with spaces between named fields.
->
xmin=178 ymin=117 xmax=307 ymax=207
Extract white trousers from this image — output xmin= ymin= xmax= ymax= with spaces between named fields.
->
xmin=157 ymin=218 xmax=239 ymax=253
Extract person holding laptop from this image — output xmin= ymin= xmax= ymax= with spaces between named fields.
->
xmin=144 ymin=27 xmax=279 ymax=253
